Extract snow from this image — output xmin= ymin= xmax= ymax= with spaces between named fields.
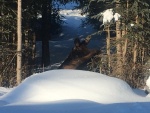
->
xmin=101 ymin=9 xmax=121 ymax=24
xmin=114 ymin=13 xmax=121 ymax=21
xmin=101 ymin=9 xmax=114 ymax=24
xmin=58 ymin=8 xmax=94 ymax=39
xmin=131 ymin=23 xmax=134 ymax=26
xmin=0 ymin=87 xmax=12 ymax=97
xmin=0 ymin=69 xmax=150 ymax=113
xmin=0 ymin=70 xmax=136 ymax=104
xmin=146 ymin=76 xmax=150 ymax=88
xmin=60 ymin=9 xmax=86 ymax=17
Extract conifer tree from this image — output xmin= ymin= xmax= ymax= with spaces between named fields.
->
xmin=82 ymin=0 xmax=150 ymax=87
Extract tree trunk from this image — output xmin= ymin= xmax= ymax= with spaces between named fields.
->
xmin=122 ymin=38 xmax=128 ymax=63
xmin=142 ymin=47 xmax=145 ymax=65
xmin=16 ymin=0 xmax=22 ymax=85
xmin=106 ymin=25 xmax=111 ymax=70
xmin=133 ymin=15 xmax=139 ymax=69
xmin=116 ymin=0 xmax=122 ymax=76
xmin=122 ymin=0 xmax=129 ymax=64
xmin=32 ymin=32 xmax=36 ymax=59
xmin=41 ymin=0 xmax=51 ymax=67
xmin=133 ymin=42 xmax=137 ymax=69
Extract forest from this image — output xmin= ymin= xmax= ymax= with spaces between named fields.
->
xmin=0 ymin=0 xmax=150 ymax=88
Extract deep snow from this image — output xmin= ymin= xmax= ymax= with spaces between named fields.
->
xmin=0 ymin=69 xmax=150 ymax=113
xmin=0 ymin=70 xmax=141 ymax=104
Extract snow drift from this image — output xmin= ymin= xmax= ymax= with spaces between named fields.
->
xmin=1 ymin=69 xmax=146 ymax=105
xmin=0 ymin=69 xmax=150 ymax=113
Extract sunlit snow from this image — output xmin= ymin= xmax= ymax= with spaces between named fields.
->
xmin=114 ymin=13 xmax=121 ymax=21
xmin=131 ymin=23 xmax=135 ymax=26
xmin=101 ymin=9 xmax=121 ymax=24
xmin=146 ymin=76 xmax=150 ymax=88
xmin=0 ymin=70 xmax=140 ymax=104
xmin=101 ymin=9 xmax=114 ymax=24
xmin=0 ymin=69 xmax=150 ymax=113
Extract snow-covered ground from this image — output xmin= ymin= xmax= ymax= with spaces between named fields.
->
xmin=0 ymin=69 xmax=150 ymax=113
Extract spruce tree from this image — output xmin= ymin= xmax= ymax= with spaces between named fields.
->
xmin=81 ymin=0 xmax=150 ymax=88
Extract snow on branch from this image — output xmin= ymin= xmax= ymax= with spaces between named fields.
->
xmin=101 ymin=9 xmax=121 ymax=25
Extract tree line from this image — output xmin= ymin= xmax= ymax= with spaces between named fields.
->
xmin=0 ymin=0 xmax=64 ymax=86
xmin=83 ymin=0 xmax=150 ymax=88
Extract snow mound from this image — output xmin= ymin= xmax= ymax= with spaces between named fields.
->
xmin=0 ymin=87 xmax=12 ymax=97
xmin=146 ymin=76 xmax=150 ymax=88
xmin=1 ymin=70 xmax=140 ymax=104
